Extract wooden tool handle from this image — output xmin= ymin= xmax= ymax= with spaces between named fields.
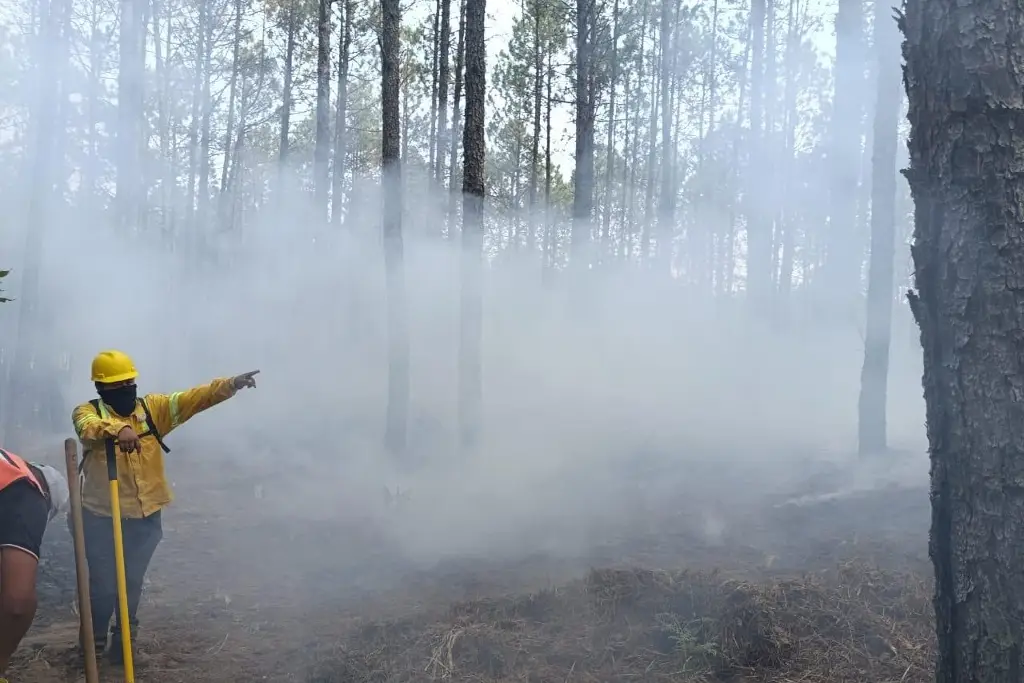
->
xmin=64 ymin=438 xmax=99 ymax=683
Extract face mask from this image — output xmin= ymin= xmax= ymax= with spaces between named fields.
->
xmin=99 ymin=385 xmax=138 ymax=417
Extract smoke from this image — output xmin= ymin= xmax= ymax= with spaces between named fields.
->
xmin=3 ymin=169 xmax=929 ymax=577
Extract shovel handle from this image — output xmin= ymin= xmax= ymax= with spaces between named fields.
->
xmin=64 ymin=438 xmax=99 ymax=683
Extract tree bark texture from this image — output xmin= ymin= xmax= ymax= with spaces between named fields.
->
xmin=571 ymin=0 xmax=596 ymax=268
xmin=459 ymin=0 xmax=485 ymax=450
xmin=381 ymin=0 xmax=409 ymax=456
xmin=903 ymin=0 xmax=1024 ymax=680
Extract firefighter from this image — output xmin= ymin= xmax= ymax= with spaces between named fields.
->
xmin=71 ymin=350 xmax=258 ymax=665
xmin=0 ymin=447 xmax=69 ymax=681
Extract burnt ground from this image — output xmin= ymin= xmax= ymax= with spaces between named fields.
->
xmin=13 ymin=453 xmax=933 ymax=683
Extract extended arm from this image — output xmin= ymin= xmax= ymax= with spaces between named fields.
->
xmin=145 ymin=378 xmax=238 ymax=435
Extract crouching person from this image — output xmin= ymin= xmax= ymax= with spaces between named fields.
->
xmin=0 ymin=447 xmax=69 ymax=682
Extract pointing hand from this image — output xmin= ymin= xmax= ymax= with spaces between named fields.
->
xmin=232 ymin=370 xmax=260 ymax=390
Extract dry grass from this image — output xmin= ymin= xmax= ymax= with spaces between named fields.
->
xmin=306 ymin=560 xmax=934 ymax=683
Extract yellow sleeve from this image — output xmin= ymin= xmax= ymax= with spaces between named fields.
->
xmin=72 ymin=402 xmax=129 ymax=441
xmin=143 ymin=377 xmax=238 ymax=436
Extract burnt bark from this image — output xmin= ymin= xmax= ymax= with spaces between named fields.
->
xmin=903 ymin=0 xmax=1024 ymax=680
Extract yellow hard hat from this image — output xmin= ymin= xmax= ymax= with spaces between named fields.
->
xmin=90 ymin=350 xmax=139 ymax=384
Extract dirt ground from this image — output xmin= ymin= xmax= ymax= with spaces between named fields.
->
xmin=12 ymin=452 xmax=933 ymax=683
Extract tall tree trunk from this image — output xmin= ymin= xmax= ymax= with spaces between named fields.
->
xmin=746 ymin=0 xmax=772 ymax=307
xmin=903 ymin=1 xmax=1024 ymax=680
xmin=117 ymin=0 xmax=146 ymax=231
xmin=623 ymin=0 xmax=648 ymax=261
xmin=279 ymin=6 xmax=297 ymax=169
xmin=459 ymin=0 xmax=486 ymax=450
xmin=186 ymin=0 xmax=206 ymax=226
xmin=527 ymin=0 xmax=542 ymax=253
xmin=332 ymin=0 xmax=354 ymax=226
xmin=570 ymin=0 xmax=596 ymax=270
xmin=543 ymin=50 xmax=554 ymax=271
xmin=447 ymin=0 xmax=467 ymax=231
xmin=221 ymin=0 xmax=243 ymax=196
xmin=822 ymin=0 xmax=865 ymax=306
xmin=857 ymin=0 xmax=900 ymax=455
xmin=152 ymin=0 xmax=173 ymax=235
xmin=640 ymin=28 xmax=661 ymax=264
xmin=600 ymin=0 xmax=620 ymax=264
xmin=435 ymin=0 xmax=452 ymax=184
xmin=314 ymin=0 xmax=332 ymax=220
xmin=428 ymin=1 xmax=440 ymax=173
xmin=84 ymin=0 xmax=105 ymax=215
xmin=381 ymin=0 xmax=409 ymax=456
xmin=656 ymin=0 xmax=673 ymax=273
xmin=777 ymin=0 xmax=799 ymax=304
xmin=197 ymin=2 xmax=214 ymax=235
xmin=720 ymin=16 xmax=751 ymax=295
xmin=763 ymin=0 xmax=778 ymax=290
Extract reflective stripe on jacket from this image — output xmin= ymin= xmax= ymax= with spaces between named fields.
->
xmin=0 ymin=448 xmax=42 ymax=494
xmin=71 ymin=378 xmax=237 ymax=518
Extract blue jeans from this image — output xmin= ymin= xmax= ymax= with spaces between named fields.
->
xmin=81 ymin=508 xmax=162 ymax=650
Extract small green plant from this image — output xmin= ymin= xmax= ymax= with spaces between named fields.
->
xmin=656 ymin=613 xmax=719 ymax=675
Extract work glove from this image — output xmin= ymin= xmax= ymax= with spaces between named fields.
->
xmin=232 ymin=370 xmax=260 ymax=390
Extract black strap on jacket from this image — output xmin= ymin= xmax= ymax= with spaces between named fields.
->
xmin=81 ymin=398 xmax=171 ymax=476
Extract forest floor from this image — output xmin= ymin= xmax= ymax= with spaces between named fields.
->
xmin=11 ymin=449 xmax=934 ymax=683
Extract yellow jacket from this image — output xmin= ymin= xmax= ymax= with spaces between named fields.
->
xmin=72 ymin=378 xmax=237 ymax=518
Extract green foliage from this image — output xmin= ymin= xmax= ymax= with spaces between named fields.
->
xmin=655 ymin=613 xmax=719 ymax=675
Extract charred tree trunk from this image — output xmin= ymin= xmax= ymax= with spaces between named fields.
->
xmin=903 ymin=0 xmax=1024 ymax=680
xmin=857 ymin=0 xmax=900 ymax=455
xmin=381 ymin=0 xmax=409 ymax=456
xmin=459 ymin=0 xmax=486 ymax=450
